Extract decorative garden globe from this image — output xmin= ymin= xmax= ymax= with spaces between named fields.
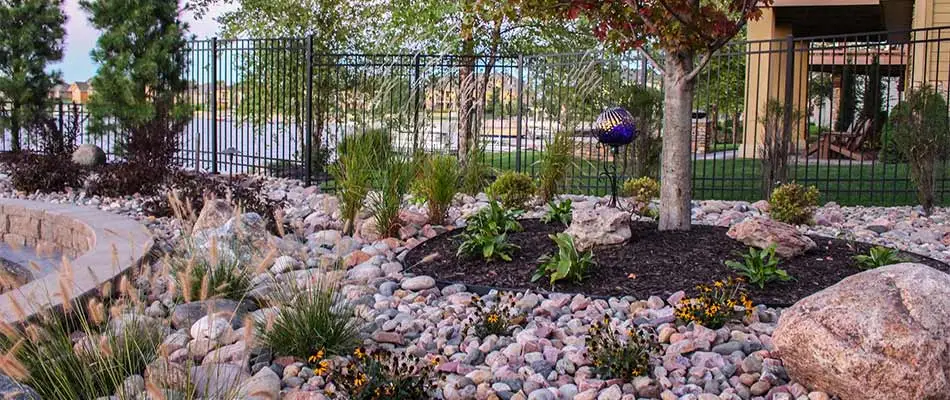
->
xmin=594 ymin=107 xmax=638 ymax=147
xmin=593 ymin=107 xmax=637 ymax=208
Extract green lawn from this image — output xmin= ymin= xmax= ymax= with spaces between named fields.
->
xmin=487 ymin=151 xmax=949 ymax=206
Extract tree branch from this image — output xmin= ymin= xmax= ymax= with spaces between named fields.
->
xmin=637 ymin=46 xmax=665 ymax=75
xmin=684 ymin=50 xmax=713 ymax=82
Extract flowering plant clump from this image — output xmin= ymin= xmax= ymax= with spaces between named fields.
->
xmin=465 ymin=293 xmax=520 ymax=338
xmin=313 ymin=346 xmax=434 ymax=399
xmin=586 ymin=315 xmax=660 ymax=380
xmin=675 ymin=278 xmax=754 ymax=329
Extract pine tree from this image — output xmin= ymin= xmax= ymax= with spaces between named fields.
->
xmin=81 ymin=0 xmax=190 ymax=172
xmin=0 ymin=0 xmax=66 ymax=153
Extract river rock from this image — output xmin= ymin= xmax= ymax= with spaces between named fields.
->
xmin=0 ymin=374 xmax=40 ymax=400
xmin=773 ymin=263 xmax=950 ymax=400
xmin=71 ymin=143 xmax=106 ymax=167
xmin=192 ymin=199 xmax=234 ymax=234
xmin=727 ymin=217 xmax=816 ymax=258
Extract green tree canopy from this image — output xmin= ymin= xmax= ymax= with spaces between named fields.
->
xmin=0 ymin=0 xmax=66 ymax=152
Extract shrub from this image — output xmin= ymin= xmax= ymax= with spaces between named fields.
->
xmin=331 ymin=132 xmax=379 ymax=235
xmin=769 ymin=183 xmax=820 ymax=225
xmin=623 ymin=177 xmax=660 ymax=214
xmin=889 ymin=84 xmax=950 ymax=215
xmin=7 ymin=152 xmax=84 ymax=193
xmin=535 ymin=130 xmax=575 ymax=202
xmin=368 ymin=154 xmax=415 ymax=238
xmin=725 ymin=246 xmax=792 ymax=288
xmin=320 ymin=348 xmax=434 ymax=399
xmin=675 ymin=278 xmax=754 ymax=329
xmin=258 ymin=278 xmax=361 ymax=359
xmin=854 ymin=246 xmax=906 ymax=270
xmin=0 ymin=299 xmax=165 ymax=400
xmin=416 ymin=155 xmax=459 ymax=225
xmin=460 ymin=143 xmax=492 ymax=195
xmin=587 ymin=315 xmax=660 ymax=380
xmin=541 ymin=199 xmax=572 ymax=226
xmin=532 ymin=233 xmax=595 ymax=285
xmin=465 ymin=293 xmax=519 ymax=338
xmin=488 ymin=171 xmax=535 ymax=210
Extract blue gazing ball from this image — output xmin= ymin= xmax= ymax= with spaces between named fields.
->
xmin=594 ymin=107 xmax=637 ymax=147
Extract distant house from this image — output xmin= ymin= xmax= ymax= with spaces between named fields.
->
xmin=67 ymin=81 xmax=93 ymax=104
xmin=48 ymin=84 xmax=68 ymax=101
xmin=187 ymin=81 xmax=237 ymax=112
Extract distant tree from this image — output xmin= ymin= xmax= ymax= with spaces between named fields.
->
xmin=0 ymin=0 xmax=66 ymax=153
xmin=520 ymin=0 xmax=770 ymax=230
xmin=81 ymin=0 xmax=190 ymax=177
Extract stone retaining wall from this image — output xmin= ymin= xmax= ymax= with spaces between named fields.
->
xmin=0 ymin=199 xmax=154 ymax=324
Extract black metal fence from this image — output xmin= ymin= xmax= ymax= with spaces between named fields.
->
xmin=2 ymin=26 xmax=949 ymax=206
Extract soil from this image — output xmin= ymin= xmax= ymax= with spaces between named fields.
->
xmin=404 ymin=219 xmax=950 ymax=306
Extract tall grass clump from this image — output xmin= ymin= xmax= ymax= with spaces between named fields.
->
xmin=417 ymin=155 xmax=459 ymax=225
xmin=369 ymin=153 xmax=416 ymax=238
xmin=535 ymin=130 xmax=575 ymax=203
xmin=889 ymin=84 xmax=949 ymax=215
xmin=460 ymin=142 xmax=492 ymax=195
xmin=257 ymin=274 xmax=361 ymax=360
xmin=0 ymin=296 xmax=165 ymax=399
xmin=331 ymin=132 xmax=380 ymax=235
xmin=169 ymin=253 xmax=254 ymax=303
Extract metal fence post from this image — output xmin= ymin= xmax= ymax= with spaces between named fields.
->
xmin=304 ymin=35 xmax=314 ymax=187
xmin=782 ymin=35 xmax=795 ymax=185
xmin=515 ymin=55 xmax=524 ymax=173
xmin=412 ymin=54 xmax=421 ymax=150
xmin=210 ymin=37 xmax=219 ymax=174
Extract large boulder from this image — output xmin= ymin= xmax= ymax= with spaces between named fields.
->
xmin=0 ymin=259 xmax=32 ymax=291
xmin=726 ymin=217 xmax=816 ymax=258
xmin=0 ymin=374 xmax=40 ymax=400
xmin=565 ymin=207 xmax=631 ymax=251
xmin=773 ymin=263 xmax=950 ymax=400
xmin=71 ymin=143 xmax=106 ymax=167
xmin=192 ymin=199 xmax=234 ymax=234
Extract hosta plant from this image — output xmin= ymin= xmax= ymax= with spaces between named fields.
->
xmin=725 ymin=246 xmax=793 ymax=288
xmin=532 ymin=233 xmax=595 ymax=285
xmin=854 ymin=246 xmax=905 ymax=270
xmin=465 ymin=199 xmax=523 ymax=235
xmin=457 ymin=231 xmax=519 ymax=262
xmin=587 ymin=315 xmax=660 ymax=380
xmin=541 ymin=199 xmax=573 ymax=226
xmin=675 ymin=277 xmax=754 ymax=329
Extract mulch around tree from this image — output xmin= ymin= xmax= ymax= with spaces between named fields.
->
xmin=404 ymin=219 xmax=950 ymax=307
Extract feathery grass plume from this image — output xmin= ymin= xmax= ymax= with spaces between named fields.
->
xmin=146 ymin=380 xmax=167 ymax=400
xmin=209 ymin=237 xmax=219 ymax=266
xmin=0 ymin=340 xmax=28 ymax=381
xmin=0 ymin=322 xmax=19 ymax=341
xmin=88 ymin=298 xmax=106 ymax=326
xmin=100 ymin=280 xmax=113 ymax=298
xmin=170 ymin=243 xmax=252 ymax=302
xmin=28 ymin=261 xmax=41 ymax=272
xmin=255 ymin=247 xmax=277 ymax=275
xmin=57 ymin=276 xmax=73 ymax=314
xmin=199 ymin=273 xmax=210 ymax=301
xmin=274 ymin=209 xmax=286 ymax=238
xmin=111 ymin=244 xmax=120 ymax=270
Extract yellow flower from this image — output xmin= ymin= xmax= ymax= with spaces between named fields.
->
xmin=487 ymin=314 xmax=499 ymax=323
xmin=354 ymin=347 xmax=366 ymax=359
xmin=714 ymin=281 xmax=724 ymax=288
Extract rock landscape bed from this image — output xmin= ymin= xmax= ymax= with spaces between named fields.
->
xmin=1 ymin=170 xmax=949 ymax=400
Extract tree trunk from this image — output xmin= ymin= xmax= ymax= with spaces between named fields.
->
xmin=457 ymin=6 xmax=477 ymax=166
xmin=658 ymin=51 xmax=696 ymax=231
xmin=10 ymin=103 xmax=21 ymax=153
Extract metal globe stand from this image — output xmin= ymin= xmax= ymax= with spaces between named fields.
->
xmin=593 ymin=107 xmax=638 ymax=209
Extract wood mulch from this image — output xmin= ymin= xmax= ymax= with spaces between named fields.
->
xmin=405 ymin=219 xmax=950 ymax=306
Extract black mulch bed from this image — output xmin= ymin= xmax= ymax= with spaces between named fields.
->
xmin=404 ymin=219 xmax=950 ymax=306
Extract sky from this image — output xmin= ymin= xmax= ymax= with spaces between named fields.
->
xmin=53 ymin=0 xmax=236 ymax=83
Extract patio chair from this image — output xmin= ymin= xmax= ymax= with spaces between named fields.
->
xmin=807 ymin=118 xmax=876 ymax=161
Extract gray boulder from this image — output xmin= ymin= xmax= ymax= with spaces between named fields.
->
xmin=71 ymin=143 xmax=106 ymax=167
xmin=0 ymin=374 xmax=40 ymax=400
xmin=565 ymin=207 xmax=631 ymax=251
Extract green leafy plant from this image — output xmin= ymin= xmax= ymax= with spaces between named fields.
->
xmin=457 ymin=200 xmax=523 ymax=262
xmin=464 ymin=293 xmax=519 ymax=338
xmin=535 ymin=130 xmax=575 ymax=202
xmin=331 ymin=132 xmax=379 ymax=235
xmin=541 ymin=199 xmax=572 ymax=226
xmin=416 ymin=155 xmax=459 ymax=225
xmin=587 ymin=315 xmax=660 ymax=380
xmin=368 ymin=154 xmax=415 ymax=238
xmin=622 ymin=176 xmax=660 ymax=214
xmin=854 ymin=246 xmax=906 ymax=270
xmin=889 ymin=84 xmax=950 ymax=215
xmin=675 ymin=277 xmax=754 ymax=329
xmin=487 ymin=171 xmax=536 ymax=210
xmin=532 ymin=233 xmax=595 ymax=285
xmin=725 ymin=246 xmax=793 ymax=288
xmin=318 ymin=347 xmax=434 ymax=399
xmin=769 ymin=183 xmax=820 ymax=225
xmin=258 ymin=276 xmax=361 ymax=359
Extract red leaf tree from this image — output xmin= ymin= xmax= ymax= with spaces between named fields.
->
xmin=522 ymin=0 xmax=771 ymax=230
